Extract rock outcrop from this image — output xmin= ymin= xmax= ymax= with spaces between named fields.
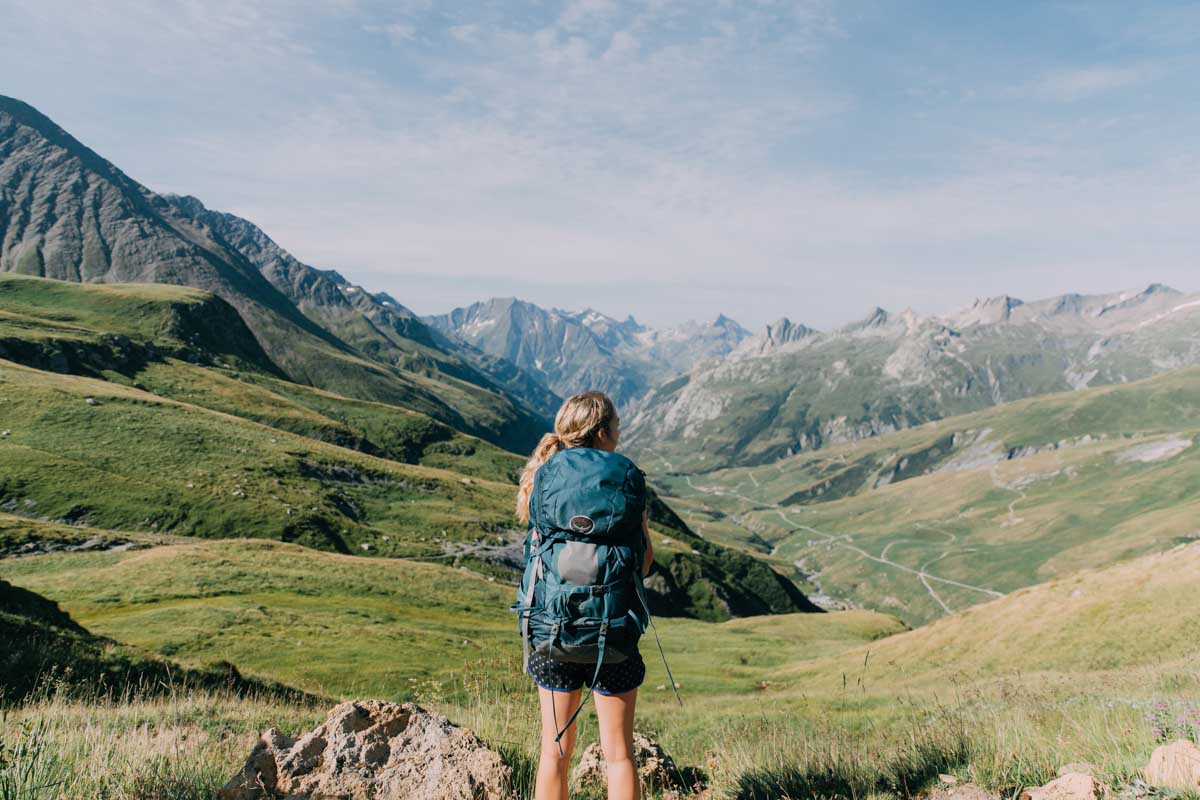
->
xmin=1145 ymin=739 xmax=1200 ymax=790
xmin=1020 ymin=772 xmax=1109 ymax=800
xmin=218 ymin=700 xmax=511 ymax=800
xmin=570 ymin=732 xmax=681 ymax=793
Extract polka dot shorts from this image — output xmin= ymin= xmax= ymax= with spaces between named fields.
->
xmin=527 ymin=649 xmax=646 ymax=696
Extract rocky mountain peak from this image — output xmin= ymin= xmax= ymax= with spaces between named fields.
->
xmin=161 ymin=193 xmax=208 ymax=217
xmin=711 ymin=312 xmax=739 ymax=329
xmin=767 ymin=316 xmax=817 ymax=343
xmin=733 ymin=316 xmax=818 ymax=359
xmin=1142 ymin=282 xmax=1179 ymax=296
xmin=947 ymin=294 xmax=1025 ymax=327
xmin=843 ymin=306 xmax=891 ymax=334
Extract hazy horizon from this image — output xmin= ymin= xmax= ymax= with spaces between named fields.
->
xmin=418 ymin=278 xmax=1193 ymax=334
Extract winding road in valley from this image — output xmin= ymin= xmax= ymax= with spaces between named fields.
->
xmin=645 ymin=450 xmax=1005 ymax=613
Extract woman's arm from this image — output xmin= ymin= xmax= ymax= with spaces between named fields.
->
xmin=641 ymin=509 xmax=654 ymax=577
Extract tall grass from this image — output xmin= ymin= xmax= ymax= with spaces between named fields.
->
xmin=0 ymin=666 xmax=1190 ymax=799
xmin=1 ymin=681 xmax=322 ymax=800
xmin=0 ymin=718 xmax=69 ymax=800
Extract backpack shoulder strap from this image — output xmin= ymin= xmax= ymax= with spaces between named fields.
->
xmin=528 ymin=452 xmax=557 ymax=534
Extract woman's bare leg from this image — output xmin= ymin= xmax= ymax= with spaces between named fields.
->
xmin=595 ymin=688 xmax=640 ymax=800
xmin=536 ymin=687 xmax=582 ymax=800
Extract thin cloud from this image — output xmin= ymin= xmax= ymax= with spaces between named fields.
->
xmin=1028 ymin=65 xmax=1155 ymax=101
xmin=1 ymin=0 xmax=1196 ymax=329
xmin=365 ymin=22 xmax=418 ymax=43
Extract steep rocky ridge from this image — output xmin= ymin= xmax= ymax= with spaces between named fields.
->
xmin=0 ymin=95 xmax=544 ymax=452
xmin=163 ymin=194 xmax=561 ymax=419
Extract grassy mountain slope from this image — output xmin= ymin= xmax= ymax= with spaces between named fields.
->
xmin=0 ymin=95 xmax=545 ymax=452
xmin=781 ymin=538 xmax=1200 ymax=687
xmin=651 ymin=368 xmax=1200 ymax=625
xmin=1 ymin=574 xmax=311 ymax=702
xmin=0 ymin=273 xmax=280 ymax=375
xmin=0 ymin=533 xmax=896 ymax=703
xmin=7 ymin=520 xmax=1200 ymax=798
xmin=9 ymin=531 xmax=1200 ymax=748
xmin=0 ymin=358 xmax=518 ymax=554
xmin=0 ymin=276 xmax=816 ymax=619
xmin=0 ymin=273 xmax=525 ymax=479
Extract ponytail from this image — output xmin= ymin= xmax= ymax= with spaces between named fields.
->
xmin=515 ymin=432 xmax=564 ymax=523
xmin=515 ymin=391 xmax=617 ymax=525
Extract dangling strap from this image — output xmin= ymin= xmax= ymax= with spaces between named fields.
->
xmin=551 ymin=682 xmax=564 ymax=759
xmin=634 ymin=576 xmax=682 ymax=708
xmin=520 ymin=611 xmax=532 ymax=674
xmin=554 ymin=622 xmax=608 ymax=750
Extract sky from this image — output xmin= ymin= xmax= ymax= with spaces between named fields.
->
xmin=3 ymin=0 xmax=1199 ymax=330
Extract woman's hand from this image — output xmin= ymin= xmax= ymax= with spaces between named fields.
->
xmin=641 ymin=509 xmax=654 ymax=577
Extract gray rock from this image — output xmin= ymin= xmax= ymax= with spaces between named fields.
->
xmin=570 ymin=732 xmax=682 ymax=793
xmin=219 ymin=700 xmax=512 ymax=800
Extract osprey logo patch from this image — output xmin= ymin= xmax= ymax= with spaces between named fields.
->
xmin=569 ymin=515 xmax=595 ymax=534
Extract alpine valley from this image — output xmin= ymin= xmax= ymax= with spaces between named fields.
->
xmin=5 ymin=94 xmax=1200 ymax=800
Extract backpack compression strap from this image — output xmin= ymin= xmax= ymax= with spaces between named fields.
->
xmin=519 ymin=528 xmax=550 ymax=673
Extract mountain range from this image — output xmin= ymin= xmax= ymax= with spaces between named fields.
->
xmin=625 ymin=283 xmax=1200 ymax=471
xmin=426 ymin=297 xmax=749 ymax=408
xmin=0 ymin=95 xmax=812 ymax=622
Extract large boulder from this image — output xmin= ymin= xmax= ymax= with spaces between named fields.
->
xmin=218 ymin=700 xmax=512 ymax=800
xmin=571 ymin=732 xmax=681 ymax=793
xmin=1145 ymin=740 xmax=1200 ymax=790
xmin=1020 ymin=772 xmax=1109 ymax=800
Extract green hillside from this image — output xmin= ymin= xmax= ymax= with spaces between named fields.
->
xmin=0 ymin=273 xmax=527 ymax=478
xmin=0 ymin=359 xmax=520 ymax=555
xmin=0 ymin=357 xmax=811 ymax=617
xmin=1 ymin=574 xmax=311 ymax=702
xmin=0 ymin=532 xmax=898 ymax=719
xmin=0 ymin=276 xmax=815 ymax=621
xmin=650 ymin=368 xmax=1200 ymax=624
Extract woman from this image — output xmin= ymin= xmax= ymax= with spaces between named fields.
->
xmin=515 ymin=391 xmax=655 ymax=800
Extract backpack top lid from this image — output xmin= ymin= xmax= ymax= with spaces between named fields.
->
xmin=531 ymin=446 xmax=646 ymax=539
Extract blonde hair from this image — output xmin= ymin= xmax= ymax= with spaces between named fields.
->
xmin=515 ymin=391 xmax=617 ymax=524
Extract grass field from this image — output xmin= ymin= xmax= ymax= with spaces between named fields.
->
xmin=6 ymin=536 xmax=1200 ymax=797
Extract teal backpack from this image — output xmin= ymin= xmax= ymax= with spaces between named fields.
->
xmin=512 ymin=446 xmax=680 ymax=747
